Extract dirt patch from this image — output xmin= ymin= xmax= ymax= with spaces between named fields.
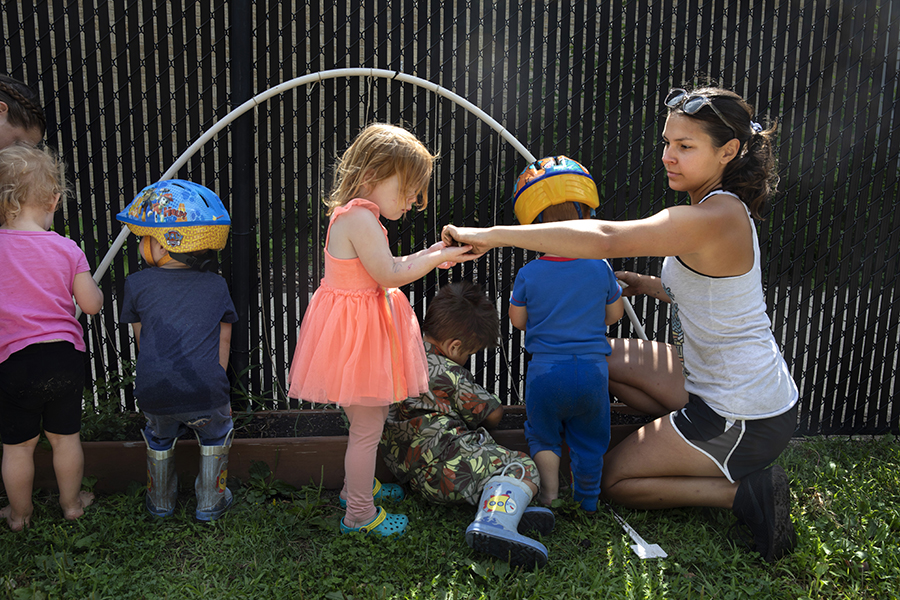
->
xmin=234 ymin=410 xmax=349 ymax=438
xmin=109 ymin=410 xmax=351 ymax=441
xmin=99 ymin=405 xmax=652 ymax=442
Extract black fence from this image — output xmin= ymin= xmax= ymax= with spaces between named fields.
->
xmin=2 ymin=1 xmax=898 ymax=436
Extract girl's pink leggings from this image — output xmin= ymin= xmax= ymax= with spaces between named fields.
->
xmin=341 ymin=404 xmax=389 ymax=526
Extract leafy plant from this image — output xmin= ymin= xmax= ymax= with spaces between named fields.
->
xmin=80 ymin=361 xmax=139 ymax=441
xmin=230 ymin=360 xmax=286 ymax=410
xmin=243 ymin=460 xmax=298 ymax=504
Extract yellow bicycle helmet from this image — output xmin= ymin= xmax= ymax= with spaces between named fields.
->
xmin=117 ymin=180 xmax=230 ymax=269
xmin=512 ymin=156 xmax=599 ymax=224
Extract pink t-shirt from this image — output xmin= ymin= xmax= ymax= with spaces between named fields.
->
xmin=0 ymin=229 xmax=91 ymax=364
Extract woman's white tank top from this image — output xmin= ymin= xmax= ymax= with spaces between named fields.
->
xmin=660 ymin=191 xmax=798 ymax=420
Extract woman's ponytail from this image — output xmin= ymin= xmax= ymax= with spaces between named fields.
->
xmin=721 ymin=121 xmax=779 ymax=220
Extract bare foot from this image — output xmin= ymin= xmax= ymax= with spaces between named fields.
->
xmin=62 ymin=490 xmax=95 ymax=521
xmin=0 ymin=505 xmax=31 ymax=531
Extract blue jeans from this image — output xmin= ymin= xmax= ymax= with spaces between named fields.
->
xmin=524 ymin=353 xmax=611 ymax=511
xmin=143 ymin=403 xmax=233 ymax=450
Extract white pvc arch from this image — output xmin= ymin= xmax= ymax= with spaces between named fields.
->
xmin=89 ymin=68 xmax=646 ymax=339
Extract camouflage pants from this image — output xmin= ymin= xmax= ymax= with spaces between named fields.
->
xmin=407 ymin=434 xmax=540 ymax=506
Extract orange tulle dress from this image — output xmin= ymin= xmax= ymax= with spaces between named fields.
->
xmin=287 ymin=199 xmax=429 ymax=406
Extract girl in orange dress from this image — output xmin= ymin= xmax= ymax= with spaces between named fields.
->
xmin=288 ymin=123 xmax=473 ymax=536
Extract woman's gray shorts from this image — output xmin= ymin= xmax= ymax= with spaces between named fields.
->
xmin=670 ymin=394 xmax=798 ymax=482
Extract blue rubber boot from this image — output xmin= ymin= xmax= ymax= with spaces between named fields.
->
xmin=195 ymin=429 xmax=234 ymax=521
xmin=142 ymin=430 xmax=177 ymax=518
xmin=465 ymin=467 xmax=549 ymax=569
xmin=519 ymin=506 xmax=555 ymax=537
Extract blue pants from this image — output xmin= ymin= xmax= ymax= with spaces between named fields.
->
xmin=524 ymin=353 xmax=611 ymax=512
xmin=143 ymin=403 xmax=233 ymax=450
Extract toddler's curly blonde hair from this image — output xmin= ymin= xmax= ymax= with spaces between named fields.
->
xmin=0 ymin=144 xmax=68 ymax=226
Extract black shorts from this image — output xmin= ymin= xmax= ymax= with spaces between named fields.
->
xmin=0 ymin=341 xmax=84 ymax=445
xmin=670 ymin=393 xmax=798 ymax=482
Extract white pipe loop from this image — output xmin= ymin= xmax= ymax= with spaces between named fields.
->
xmin=87 ymin=68 xmax=647 ymax=340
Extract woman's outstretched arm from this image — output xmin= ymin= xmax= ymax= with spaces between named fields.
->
xmin=442 ymin=204 xmax=717 ymax=261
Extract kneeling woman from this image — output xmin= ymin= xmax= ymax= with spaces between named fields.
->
xmin=442 ymin=86 xmax=799 ymax=563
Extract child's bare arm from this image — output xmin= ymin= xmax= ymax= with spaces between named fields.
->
xmin=605 ymin=297 xmax=624 ymax=325
xmin=508 ymin=303 xmax=527 ymax=331
xmin=482 ymin=405 xmax=503 ymax=429
xmin=219 ymin=322 xmax=232 ymax=370
xmin=130 ymin=322 xmax=142 ymax=350
xmin=339 ymin=208 xmax=472 ymax=287
xmin=73 ymin=271 xmax=103 ymax=314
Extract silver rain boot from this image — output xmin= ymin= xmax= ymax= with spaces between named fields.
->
xmin=142 ymin=430 xmax=178 ymax=518
xmin=465 ymin=463 xmax=549 ymax=569
xmin=195 ymin=428 xmax=234 ymax=521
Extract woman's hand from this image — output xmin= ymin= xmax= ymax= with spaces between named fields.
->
xmin=615 ymin=271 xmax=644 ymax=297
xmin=616 ymin=270 xmax=670 ymax=303
xmin=440 ymin=225 xmax=493 ymax=258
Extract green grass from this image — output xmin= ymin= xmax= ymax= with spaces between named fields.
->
xmin=1 ymin=436 xmax=898 ymax=599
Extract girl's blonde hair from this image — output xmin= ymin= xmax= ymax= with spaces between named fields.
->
xmin=324 ymin=123 xmax=436 ymax=216
xmin=0 ymin=144 xmax=68 ymax=225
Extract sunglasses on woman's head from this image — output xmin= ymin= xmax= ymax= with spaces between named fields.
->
xmin=665 ymin=88 xmax=737 ymax=139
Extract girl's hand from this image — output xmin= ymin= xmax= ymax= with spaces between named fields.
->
xmin=427 ymin=240 xmax=455 ymax=269
xmin=429 ymin=240 xmax=478 ymax=267
xmin=440 ymin=225 xmax=492 ymax=258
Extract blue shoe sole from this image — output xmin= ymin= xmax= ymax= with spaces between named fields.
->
xmin=466 ymin=528 xmax=549 ymax=570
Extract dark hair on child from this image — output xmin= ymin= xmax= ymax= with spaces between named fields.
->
xmin=422 ymin=281 xmax=499 ymax=354
xmin=0 ymin=74 xmax=47 ymax=137
xmin=668 ymin=86 xmax=779 ymax=220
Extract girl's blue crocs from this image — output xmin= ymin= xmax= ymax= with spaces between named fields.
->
xmin=340 ymin=506 xmax=408 ymax=537
xmin=339 ymin=478 xmax=404 ymax=508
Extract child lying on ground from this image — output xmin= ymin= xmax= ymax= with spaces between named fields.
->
xmin=381 ymin=281 xmax=554 ymax=569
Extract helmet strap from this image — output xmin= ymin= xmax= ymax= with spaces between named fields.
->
xmin=140 ymin=236 xmax=173 ymax=267
xmin=168 ymin=251 xmax=212 ymax=272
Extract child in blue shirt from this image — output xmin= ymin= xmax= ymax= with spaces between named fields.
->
xmin=118 ymin=180 xmax=238 ymax=521
xmin=508 ymin=156 xmax=623 ymax=513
